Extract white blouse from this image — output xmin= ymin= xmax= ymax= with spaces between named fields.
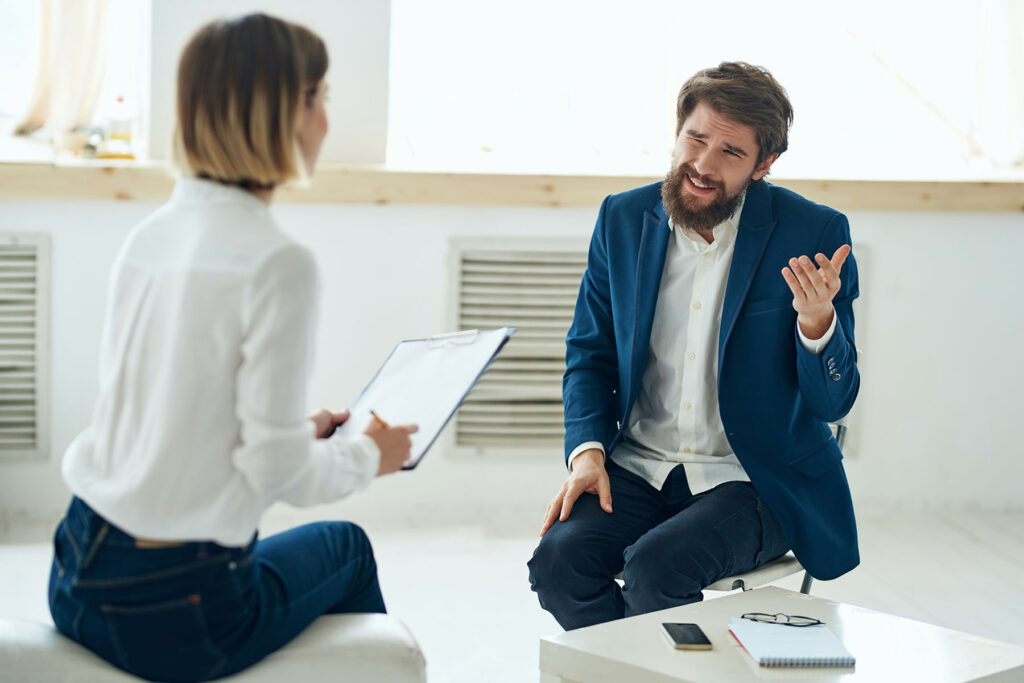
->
xmin=63 ymin=178 xmax=380 ymax=546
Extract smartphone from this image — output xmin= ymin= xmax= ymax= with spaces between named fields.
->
xmin=660 ymin=622 xmax=712 ymax=650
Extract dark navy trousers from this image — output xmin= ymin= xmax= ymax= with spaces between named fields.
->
xmin=49 ymin=497 xmax=386 ymax=682
xmin=528 ymin=460 xmax=789 ymax=630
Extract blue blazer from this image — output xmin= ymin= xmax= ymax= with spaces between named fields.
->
xmin=563 ymin=179 xmax=860 ymax=581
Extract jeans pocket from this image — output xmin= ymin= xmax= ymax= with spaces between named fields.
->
xmin=712 ymin=500 xmax=762 ymax=577
xmin=49 ymin=570 xmax=84 ymax=642
xmin=753 ymin=498 xmax=790 ymax=567
xmin=102 ymin=594 xmax=227 ymax=683
xmin=49 ymin=523 xmax=85 ymax=641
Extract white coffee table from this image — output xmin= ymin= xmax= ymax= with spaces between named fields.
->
xmin=539 ymin=586 xmax=1024 ymax=682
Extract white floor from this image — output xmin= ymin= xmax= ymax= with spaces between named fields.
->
xmin=2 ymin=511 xmax=1023 ymax=682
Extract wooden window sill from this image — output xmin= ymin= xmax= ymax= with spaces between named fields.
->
xmin=1 ymin=161 xmax=1021 ymax=212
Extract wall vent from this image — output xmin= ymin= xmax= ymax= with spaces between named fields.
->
xmin=451 ymin=239 xmax=587 ymax=451
xmin=0 ymin=234 xmax=51 ymax=460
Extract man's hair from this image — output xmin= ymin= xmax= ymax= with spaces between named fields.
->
xmin=675 ymin=62 xmax=793 ymax=165
xmin=172 ymin=13 xmax=328 ymax=189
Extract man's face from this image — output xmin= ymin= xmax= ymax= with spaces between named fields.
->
xmin=662 ymin=102 xmax=777 ymax=231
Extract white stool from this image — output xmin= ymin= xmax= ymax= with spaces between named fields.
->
xmin=613 ymin=551 xmax=812 ymax=596
xmin=704 ymin=551 xmax=811 ymax=593
xmin=0 ymin=614 xmax=425 ymax=682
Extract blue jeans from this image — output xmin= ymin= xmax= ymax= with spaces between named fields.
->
xmin=48 ymin=497 xmax=386 ymax=682
xmin=528 ymin=461 xmax=790 ymax=630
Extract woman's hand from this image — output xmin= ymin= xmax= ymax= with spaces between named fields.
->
xmin=364 ymin=419 xmax=419 ymax=475
xmin=309 ymin=408 xmax=349 ymax=439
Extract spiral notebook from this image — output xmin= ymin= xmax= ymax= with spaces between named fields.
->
xmin=729 ymin=618 xmax=855 ymax=668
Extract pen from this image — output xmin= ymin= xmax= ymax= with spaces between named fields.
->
xmin=369 ymin=410 xmax=390 ymax=428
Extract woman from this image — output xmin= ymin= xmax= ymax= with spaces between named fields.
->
xmin=48 ymin=14 xmax=417 ymax=682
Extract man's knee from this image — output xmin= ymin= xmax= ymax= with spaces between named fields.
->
xmin=621 ymin=535 xmax=704 ymax=611
xmin=529 ymin=522 xmax=630 ymax=629
xmin=528 ymin=523 xmax=607 ymax=595
xmin=528 ymin=528 xmax=571 ymax=594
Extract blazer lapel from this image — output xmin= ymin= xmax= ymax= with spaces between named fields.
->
xmin=628 ymin=204 xmax=670 ymax=403
xmin=719 ymin=181 xmax=777 ymax=366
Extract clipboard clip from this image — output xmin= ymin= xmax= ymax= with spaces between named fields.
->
xmin=427 ymin=329 xmax=480 ymax=348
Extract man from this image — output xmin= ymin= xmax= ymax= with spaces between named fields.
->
xmin=528 ymin=62 xmax=859 ymax=630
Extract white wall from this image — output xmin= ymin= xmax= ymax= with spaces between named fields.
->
xmin=1 ymin=196 xmax=1022 ymax=537
xmin=147 ymin=0 xmax=389 ymax=163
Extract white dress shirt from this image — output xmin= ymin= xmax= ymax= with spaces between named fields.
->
xmin=569 ymin=193 xmax=836 ymax=493
xmin=63 ymin=178 xmax=381 ymax=546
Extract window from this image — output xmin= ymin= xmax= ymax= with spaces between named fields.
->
xmin=0 ymin=2 xmax=39 ymax=121
xmin=388 ymin=0 xmax=1024 ymax=179
xmin=92 ymin=0 xmax=149 ymax=152
xmin=0 ymin=0 xmax=146 ymax=160
xmin=4 ymin=0 xmax=1021 ymax=180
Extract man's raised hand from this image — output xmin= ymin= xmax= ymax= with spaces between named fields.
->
xmin=781 ymin=244 xmax=851 ymax=340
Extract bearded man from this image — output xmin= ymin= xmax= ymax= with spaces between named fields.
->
xmin=528 ymin=62 xmax=860 ymax=630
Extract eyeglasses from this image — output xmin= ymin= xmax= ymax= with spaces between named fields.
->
xmin=741 ymin=612 xmax=823 ymax=627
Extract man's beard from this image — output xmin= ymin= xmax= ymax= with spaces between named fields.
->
xmin=661 ymin=162 xmax=750 ymax=233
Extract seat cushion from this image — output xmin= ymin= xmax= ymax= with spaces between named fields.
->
xmin=0 ymin=614 xmax=425 ymax=682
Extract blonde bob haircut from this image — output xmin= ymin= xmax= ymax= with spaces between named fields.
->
xmin=173 ymin=13 xmax=327 ymax=189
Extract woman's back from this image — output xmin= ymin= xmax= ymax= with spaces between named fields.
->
xmin=63 ymin=177 xmax=321 ymax=545
xmin=48 ymin=15 xmax=417 ymax=680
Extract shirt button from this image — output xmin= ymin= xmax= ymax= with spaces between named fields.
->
xmin=688 ymin=352 xmax=696 ymax=360
xmin=684 ymin=402 xmax=693 ymax=410
xmin=682 ymin=447 xmax=692 ymax=454
xmin=830 ymin=372 xmax=842 ymax=381
xmin=693 ymin=302 xmax=702 ymax=310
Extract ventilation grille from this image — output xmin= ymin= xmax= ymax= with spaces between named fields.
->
xmin=453 ymin=242 xmax=587 ymax=448
xmin=0 ymin=234 xmax=50 ymax=459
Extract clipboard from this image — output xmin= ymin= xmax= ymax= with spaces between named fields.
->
xmin=332 ymin=327 xmax=516 ymax=469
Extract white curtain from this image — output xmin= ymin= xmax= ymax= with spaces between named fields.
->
xmin=15 ymin=0 xmax=110 ymax=137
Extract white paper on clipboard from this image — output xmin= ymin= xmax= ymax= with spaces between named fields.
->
xmin=332 ymin=327 xmax=516 ymax=469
